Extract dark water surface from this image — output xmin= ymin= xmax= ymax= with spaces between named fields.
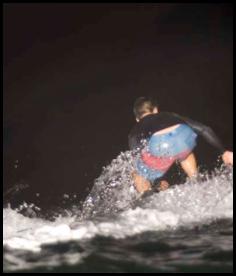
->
xmin=3 ymin=219 xmax=233 ymax=273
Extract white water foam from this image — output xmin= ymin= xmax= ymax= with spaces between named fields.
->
xmin=3 ymin=151 xmax=233 ymax=253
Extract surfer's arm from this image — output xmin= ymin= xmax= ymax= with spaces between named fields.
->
xmin=172 ymin=113 xmax=233 ymax=165
xmin=185 ymin=119 xmax=233 ymax=165
xmin=173 ymin=113 xmax=225 ymax=153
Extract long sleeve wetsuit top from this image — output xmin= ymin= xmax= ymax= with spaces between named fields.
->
xmin=128 ymin=112 xmax=225 ymax=154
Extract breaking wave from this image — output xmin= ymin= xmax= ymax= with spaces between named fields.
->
xmin=3 ymin=150 xmax=233 ymax=256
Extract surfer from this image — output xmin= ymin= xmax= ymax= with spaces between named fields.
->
xmin=129 ymin=97 xmax=233 ymax=194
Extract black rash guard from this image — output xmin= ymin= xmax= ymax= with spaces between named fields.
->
xmin=128 ymin=112 xmax=225 ymax=154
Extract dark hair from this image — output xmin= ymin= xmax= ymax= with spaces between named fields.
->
xmin=133 ymin=97 xmax=158 ymax=120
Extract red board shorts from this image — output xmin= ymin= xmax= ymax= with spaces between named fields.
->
xmin=136 ymin=124 xmax=197 ymax=182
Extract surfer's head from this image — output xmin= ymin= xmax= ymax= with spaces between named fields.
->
xmin=133 ymin=97 xmax=159 ymax=122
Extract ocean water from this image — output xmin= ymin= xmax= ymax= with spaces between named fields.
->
xmin=3 ymin=151 xmax=233 ymax=273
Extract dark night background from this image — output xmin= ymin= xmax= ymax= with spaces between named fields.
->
xmin=3 ymin=4 xmax=233 ymax=210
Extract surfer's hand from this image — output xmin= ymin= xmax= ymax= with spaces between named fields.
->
xmin=157 ymin=180 xmax=169 ymax=192
xmin=222 ymin=151 xmax=233 ymax=166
